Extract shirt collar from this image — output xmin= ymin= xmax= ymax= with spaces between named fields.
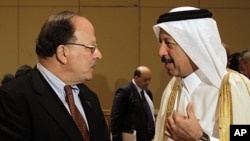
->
xmin=181 ymin=69 xmax=202 ymax=94
xmin=132 ymin=79 xmax=142 ymax=93
xmin=36 ymin=63 xmax=78 ymax=98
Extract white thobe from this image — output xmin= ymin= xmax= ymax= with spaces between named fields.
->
xmin=153 ymin=70 xmax=250 ymax=141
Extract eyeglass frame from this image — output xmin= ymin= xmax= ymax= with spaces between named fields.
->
xmin=65 ymin=43 xmax=97 ymax=53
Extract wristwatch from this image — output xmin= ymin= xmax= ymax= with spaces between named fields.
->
xmin=198 ymin=132 xmax=210 ymax=141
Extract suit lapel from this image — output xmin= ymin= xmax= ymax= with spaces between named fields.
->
xmin=77 ymin=84 xmax=108 ymax=141
xmin=130 ymin=82 xmax=153 ymax=118
xmin=77 ymin=85 xmax=96 ymax=139
xmin=31 ymin=68 xmax=83 ymax=141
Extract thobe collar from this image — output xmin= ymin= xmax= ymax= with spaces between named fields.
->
xmin=181 ymin=69 xmax=202 ymax=94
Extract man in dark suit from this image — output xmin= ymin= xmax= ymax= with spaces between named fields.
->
xmin=111 ymin=66 xmax=155 ymax=141
xmin=0 ymin=11 xmax=110 ymax=141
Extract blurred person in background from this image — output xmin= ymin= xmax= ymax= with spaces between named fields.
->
xmin=15 ymin=64 xmax=32 ymax=78
xmin=111 ymin=66 xmax=155 ymax=141
xmin=1 ymin=73 xmax=14 ymax=86
xmin=227 ymin=52 xmax=241 ymax=72
xmin=239 ymin=48 xmax=250 ymax=79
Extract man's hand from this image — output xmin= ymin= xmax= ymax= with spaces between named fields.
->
xmin=165 ymin=102 xmax=204 ymax=141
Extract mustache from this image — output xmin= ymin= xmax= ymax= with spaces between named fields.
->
xmin=161 ymin=56 xmax=173 ymax=63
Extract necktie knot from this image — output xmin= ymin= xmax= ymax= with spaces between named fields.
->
xmin=141 ymin=90 xmax=145 ymax=99
xmin=64 ymin=85 xmax=73 ymax=96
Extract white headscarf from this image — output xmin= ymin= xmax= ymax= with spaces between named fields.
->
xmin=153 ymin=6 xmax=227 ymax=88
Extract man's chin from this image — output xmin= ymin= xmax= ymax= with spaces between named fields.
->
xmin=85 ymin=76 xmax=93 ymax=81
xmin=167 ymin=70 xmax=176 ymax=76
xmin=85 ymin=73 xmax=94 ymax=81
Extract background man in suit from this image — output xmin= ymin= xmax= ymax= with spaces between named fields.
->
xmin=111 ymin=66 xmax=155 ymax=141
xmin=0 ymin=11 xmax=110 ymax=141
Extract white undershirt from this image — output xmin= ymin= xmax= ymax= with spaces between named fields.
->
xmin=174 ymin=70 xmax=220 ymax=140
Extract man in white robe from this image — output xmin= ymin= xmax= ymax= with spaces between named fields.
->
xmin=152 ymin=6 xmax=250 ymax=141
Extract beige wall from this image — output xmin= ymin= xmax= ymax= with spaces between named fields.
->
xmin=0 ymin=0 xmax=250 ymax=110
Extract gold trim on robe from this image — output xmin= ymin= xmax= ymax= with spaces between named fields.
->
xmin=159 ymin=69 xmax=250 ymax=141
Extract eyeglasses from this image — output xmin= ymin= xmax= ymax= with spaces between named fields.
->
xmin=65 ymin=43 xmax=97 ymax=53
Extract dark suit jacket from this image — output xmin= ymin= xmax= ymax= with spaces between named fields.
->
xmin=0 ymin=67 xmax=110 ymax=141
xmin=111 ymin=82 xmax=155 ymax=141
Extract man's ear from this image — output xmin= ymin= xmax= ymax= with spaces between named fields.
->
xmin=56 ymin=45 xmax=68 ymax=64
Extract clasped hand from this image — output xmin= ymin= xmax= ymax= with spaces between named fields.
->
xmin=165 ymin=103 xmax=203 ymax=141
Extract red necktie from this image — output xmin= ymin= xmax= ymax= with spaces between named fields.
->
xmin=64 ymin=85 xmax=90 ymax=141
